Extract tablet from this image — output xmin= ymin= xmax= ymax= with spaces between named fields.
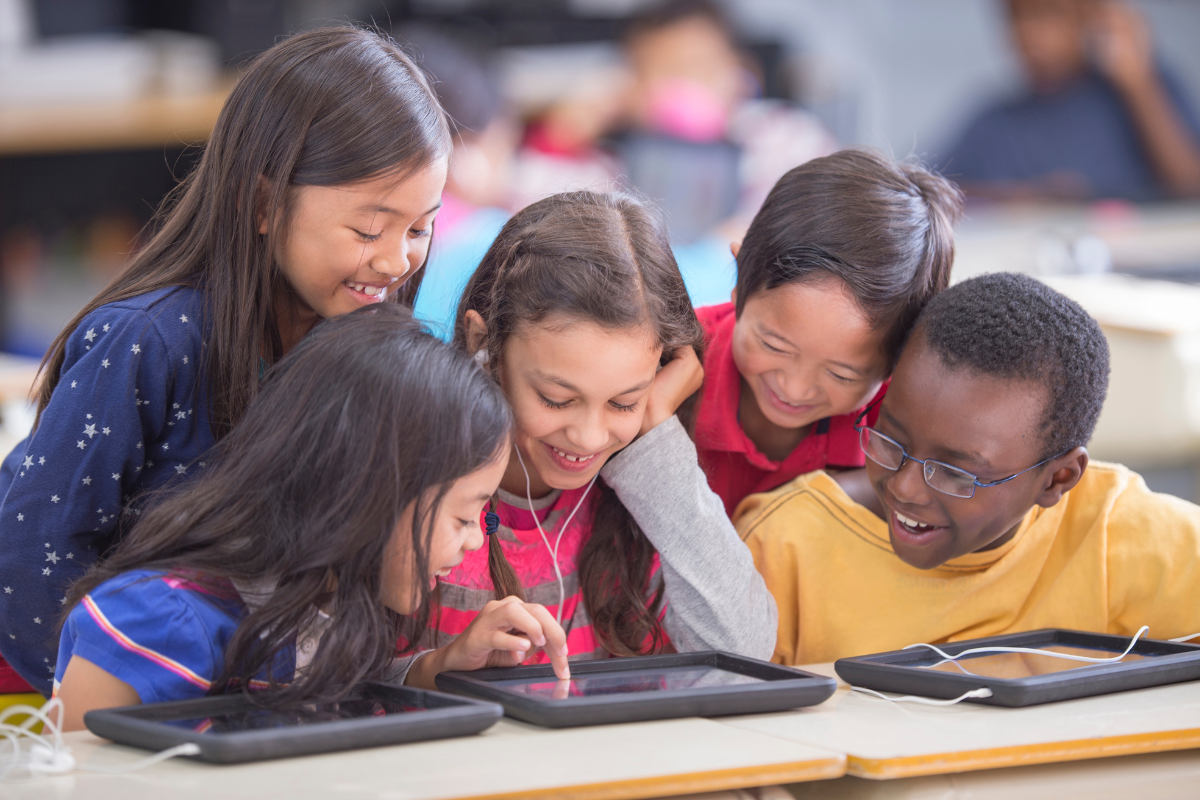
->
xmin=834 ymin=629 xmax=1200 ymax=707
xmin=84 ymin=682 xmax=503 ymax=764
xmin=436 ymin=651 xmax=836 ymax=728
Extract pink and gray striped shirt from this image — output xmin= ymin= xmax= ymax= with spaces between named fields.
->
xmin=429 ymin=485 xmax=667 ymax=662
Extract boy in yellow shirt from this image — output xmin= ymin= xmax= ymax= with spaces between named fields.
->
xmin=738 ymin=272 xmax=1200 ymax=665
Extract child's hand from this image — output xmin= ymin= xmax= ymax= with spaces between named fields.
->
xmin=641 ymin=346 xmax=704 ymax=437
xmin=406 ymin=596 xmax=569 ymax=689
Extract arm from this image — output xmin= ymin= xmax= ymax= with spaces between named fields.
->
xmin=55 ymin=574 xmax=220 ymax=728
xmin=1093 ymin=1 xmax=1200 ymax=197
xmin=55 ymin=656 xmax=140 ymax=732
xmin=1106 ymin=468 xmax=1200 ymax=639
xmin=600 ymin=416 xmax=779 ymax=661
xmin=0 ymin=305 xmax=180 ymax=691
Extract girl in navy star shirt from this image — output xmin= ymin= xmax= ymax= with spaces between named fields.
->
xmin=0 ymin=26 xmax=452 ymax=692
xmin=53 ymin=306 xmax=539 ymax=730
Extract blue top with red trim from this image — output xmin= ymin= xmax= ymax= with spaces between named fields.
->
xmin=54 ymin=569 xmax=289 ymax=704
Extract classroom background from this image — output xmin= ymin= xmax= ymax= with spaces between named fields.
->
xmin=1 ymin=0 xmax=1199 ymax=503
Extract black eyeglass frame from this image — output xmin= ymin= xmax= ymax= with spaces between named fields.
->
xmin=852 ymin=397 xmax=1064 ymax=499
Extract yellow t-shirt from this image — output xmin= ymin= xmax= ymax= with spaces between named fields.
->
xmin=736 ymin=463 xmax=1200 ymax=666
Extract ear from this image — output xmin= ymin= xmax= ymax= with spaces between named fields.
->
xmin=256 ymin=175 xmax=272 ymax=235
xmin=729 ymin=240 xmax=741 ymax=259
xmin=1032 ymin=447 xmax=1089 ymax=508
xmin=464 ymin=309 xmax=488 ymax=355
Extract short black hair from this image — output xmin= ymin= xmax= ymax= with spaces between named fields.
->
xmin=735 ymin=149 xmax=964 ymax=369
xmin=916 ymin=272 xmax=1110 ymax=458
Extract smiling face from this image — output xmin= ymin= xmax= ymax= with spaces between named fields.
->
xmin=497 ymin=317 xmax=663 ymax=498
xmin=381 ymin=446 xmax=509 ymax=615
xmin=271 ymin=159 xmax=448 ymax=326
xmin=732 ymin=280 xmax=888 ymax=439
xmin=866 ymin=330 xmax=1067 ymax=569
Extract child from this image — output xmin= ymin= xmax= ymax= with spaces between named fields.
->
xmin=695 ymin=149 xmax=964 ymax=516
xmin=738 ymin=273 xmax=1200 ymax=665
xmin=52 ymin=305 xmax=554 ymax=730
xmin=0 ymin=26 xmax=452 ymax=692
xmin=404 ymin=191 xmax=777 ymax=688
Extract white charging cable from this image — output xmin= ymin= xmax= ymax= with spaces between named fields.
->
xmin=851 ymin=686 xmax=994 ymax=706
xmin=514 ymin=446 xmax=597 ymax=625
xmin=0 ymin=697 xmax=200 ymax=780
xmin=850 ymin=626 xmax=1162 ymax=706
xmin=903 ymin=625 xmax=1151 ymax=666
xmin=1169 ymin=631 xmax=1200 ymax=643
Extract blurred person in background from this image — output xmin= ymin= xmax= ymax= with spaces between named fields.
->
xmin=618 ymin=0 xmax=836 ymax=305
xmin=946 ymin=0 xmax=1200 ymax=201
xmin=508 ymin=0 xmax=834 ymax=307
xmin=404 ymin=28 xmax=517 ymax=339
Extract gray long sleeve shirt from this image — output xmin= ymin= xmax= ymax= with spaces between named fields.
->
xmin=600 ymin=415 xmax=778 ymax=661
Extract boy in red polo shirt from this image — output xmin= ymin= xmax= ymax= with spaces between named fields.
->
xmin=695 ymin=149 xmax=964 ymax=516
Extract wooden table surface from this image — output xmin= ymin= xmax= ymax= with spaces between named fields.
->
xmin=719 ymin=663 xmax=1200 ymax=780
xmin=0 ymin=716 xmax=844 ymax=800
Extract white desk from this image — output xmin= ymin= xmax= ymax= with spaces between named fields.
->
xmin=787 ymin=749 xmax=1200 ymax=799
xmin=0 ymin=717 xmax=843 ymax=800
xmin=719 ymin=664 xmax=1200 ymax=780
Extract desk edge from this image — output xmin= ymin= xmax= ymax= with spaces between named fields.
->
xmin=847 ymin=726 xmax=1200 ymax=780
xmin=448 ymin=755 xmax=846 ymax=800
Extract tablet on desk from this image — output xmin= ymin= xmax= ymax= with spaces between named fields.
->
xmin=835 ymin=629 xmax=1200 ymax=707
xmin=84 ymin=682 xmax=503 ymax=764
xmin=436 ymin=651 xmax=836 ymax=728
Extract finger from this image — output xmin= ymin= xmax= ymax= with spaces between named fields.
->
xmin=495 ymin=603 xmax=549 ymax=649
xmin=488 ymin=630 xmax=532 ymax=658
xmin=551 ymin=679 xmax=572 ymax=700
xmin=524 ymin=604 xmax=571 ymax=680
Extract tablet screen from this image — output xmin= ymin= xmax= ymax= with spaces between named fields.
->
xmin=913 ymin=645 xmax=1149 ymax=679
xmin=492 ymin=665 xmax=765 ymax=698
xmin=164 ymin=697 xmax=426 ymax=734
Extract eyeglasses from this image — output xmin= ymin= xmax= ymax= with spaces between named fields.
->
xmin=853 ymin=402 xmax=1061 ymax=500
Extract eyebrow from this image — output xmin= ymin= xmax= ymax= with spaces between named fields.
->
xmin=757 ymin=323 xmax=870 ymax=376
xmin=880 ymin=409 xmax=990 ymax=469
xmin=533 ymin=370 xmax=653 ymax=397
xmin=357 ymin=201 xmax=443 ymax=217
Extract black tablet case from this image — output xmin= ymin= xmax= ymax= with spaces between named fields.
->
xmin=436 ymin=650 xmax=836 ymax=728
xmin=834 ymin=628 xmax=1200 ymax=707
xmin=85 ymin=682 xmax=503 ymax=764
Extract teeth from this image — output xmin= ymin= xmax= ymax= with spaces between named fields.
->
xmin=435 ymin=568 xmax=451 ymax=577
xmin=345 ymin=281 xmax=386 ymax=299
xmin=896 ymin=512 xmax=935 ymax=530
xmin=552 ymin=446 xmax=596 ymax=464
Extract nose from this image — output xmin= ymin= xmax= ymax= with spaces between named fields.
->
xmin=464 ymin=518 xmax=486 ymax=554
xmin=565 ymin=406 xmax=610 ymax=455
xmin=371 ymin=238 xmax=417 ymax=280
xmin=888 ymin=456 xmax=933 ymax=507
xmin=775 ymin=365 xmax=822 ymax=404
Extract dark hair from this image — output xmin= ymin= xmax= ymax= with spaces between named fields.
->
xmin=625 ymin=0 xmax=736 ymax=45
xmin=734 ymin=148 xmax=964 ymax=369
xmin=66 ymin=304 xmax=512 ymax=705
xmin=453 ymin=190 xmax=705 ymax=657
xmin=916 ymin=272 xmax=1110 ymax=458
xmin=35 ymin=26 xmax=452 ymax=437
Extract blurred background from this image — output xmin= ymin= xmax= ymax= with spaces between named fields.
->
xmin=1 ymin=0 xmax=1199 ymax=500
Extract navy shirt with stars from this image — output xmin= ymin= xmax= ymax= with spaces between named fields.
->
xmin=0 ymin=286 xmax=215 ymax=692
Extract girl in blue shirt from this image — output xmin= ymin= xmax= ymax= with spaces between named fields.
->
xmin=0 ymin=26 xmax=452 ymax=692
xmin=53 ymin=306 xmax=566 ymax=729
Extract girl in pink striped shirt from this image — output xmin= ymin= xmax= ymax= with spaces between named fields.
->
xmin=404 ymin=191 xmax=778 ymax=689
